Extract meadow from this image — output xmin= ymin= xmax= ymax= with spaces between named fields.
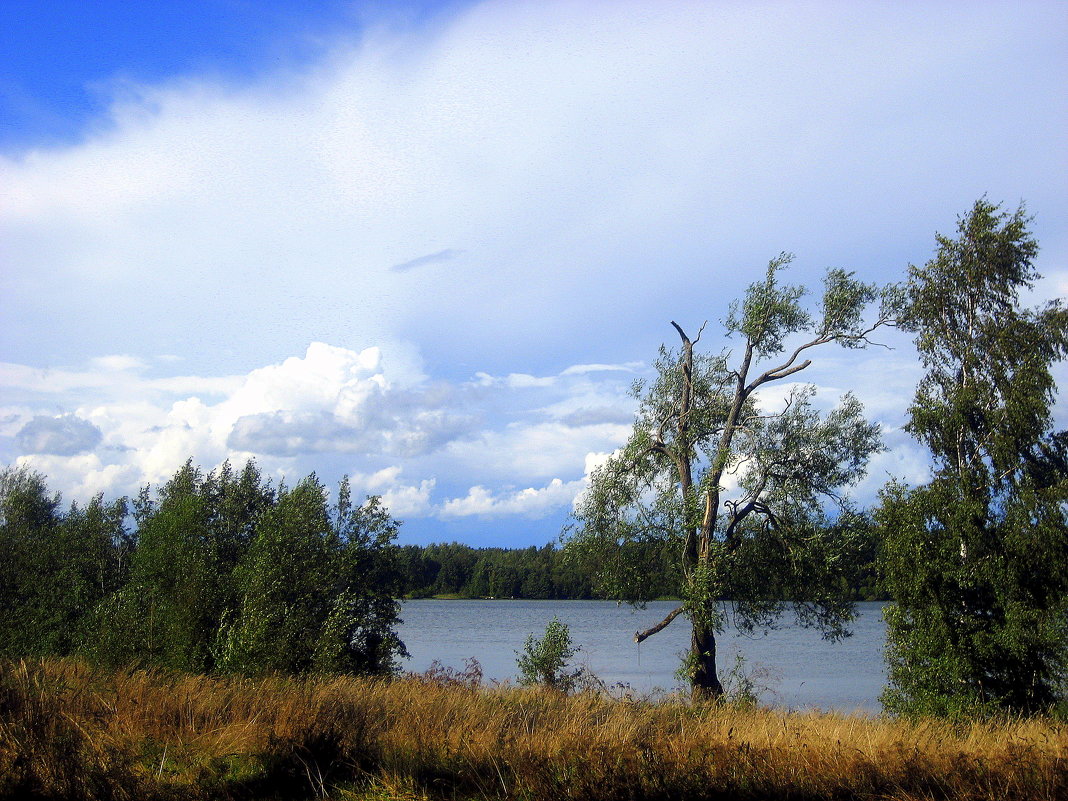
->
xmin=2 ymin=657 xmax=1065 ymax=801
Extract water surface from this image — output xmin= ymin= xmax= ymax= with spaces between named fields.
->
xmin=398 ymin=600 xmax=887 ymax=713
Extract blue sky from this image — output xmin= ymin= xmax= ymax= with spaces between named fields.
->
xmin=2 ymin=0 xmax=1066 ymax=546
xmin=0 ymin=0 xmax=459 ymax=148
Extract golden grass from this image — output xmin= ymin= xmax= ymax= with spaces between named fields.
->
xmin=1 ymin=658 xmax=1065 ymax=800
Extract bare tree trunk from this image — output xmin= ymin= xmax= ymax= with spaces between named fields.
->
xmin=690 ymin=619 xmax=723 ymax=700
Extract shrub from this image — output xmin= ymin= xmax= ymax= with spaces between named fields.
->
xmin=516 ymin=617 xmax=582 ymax=692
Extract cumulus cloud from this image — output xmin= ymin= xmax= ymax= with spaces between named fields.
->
xmin=440 ymin=478 xmax=583 ymax=519
xmin=14 ymin=452 xmax=140 ymax=501
xmin=2 ymin=341 xmax=643 ymax=520
xmin=16 ymin=414 xmax=103 ymax=455
xmin=228 ymin=410 xmax=368 ymax=456
xmin=441 ymin=450 xmax=616 ymax=519
xmin=346 ymin=466 xmax=437 ymax=518
xmin=227 ymin=402 xmax=474 ymax=458
xmin=213 ymin=342 xmax=477 ymax=459
xmin=5 ymin=342 xmax=474 ymax=497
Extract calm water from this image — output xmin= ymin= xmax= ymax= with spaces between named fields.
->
xmin=398 ymin=600 xmax=887 ymax=713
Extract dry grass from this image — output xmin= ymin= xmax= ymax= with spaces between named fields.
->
xmin=1 ymin=658 xmax=1065 ymax=800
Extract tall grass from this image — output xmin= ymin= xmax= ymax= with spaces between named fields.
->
xmin=1 ymin=658 xmax=1065 ymax=800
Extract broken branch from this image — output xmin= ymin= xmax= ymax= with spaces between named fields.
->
xmin=634 ymin=605 xmax=685 ymax=643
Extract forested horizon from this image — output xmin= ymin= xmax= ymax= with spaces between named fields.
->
xmin=0 ymin=461 xmax=885 ymax=617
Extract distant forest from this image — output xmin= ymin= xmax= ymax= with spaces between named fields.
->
xmin=395 ymin=539 xmax=884 ymax=602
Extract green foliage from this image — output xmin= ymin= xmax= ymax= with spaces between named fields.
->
xmin=92 ymin=461 xmax=222 ymax=672
xmin=516 ymin=616 xmax=582 ymax=692
xmin=566 ymin=254 xmax=892 ymax=695
xmin=396 ymin=541 xmax=617 ymax=600
xmin=0 ymin=459 xmax=407 ymax=679
xmin=0 ymin=466 xmax=62 ymax=657
xmin=0 ymin=468 xmax=132 ymax=660
xmin=41 ymin=495 xmax=131 ymax=657
xmin=215 ymin=475 xmax=336 ymax=674
xmin=208 ymin=474 xmax=408 ymax=677
xmin=878 ymin=199 xmax=1068 ymax=718
xmin=725 ymin=253 xmax=808 ymax=354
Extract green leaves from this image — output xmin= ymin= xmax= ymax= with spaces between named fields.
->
xmin=726 ymin=253 xmax=810 ymax=357
xmin=217 ymin=474 xmax=407 ymax=676
xmin=820 ymin=268 xmax=878 ymax=345
xmin=567 ymin=253 xmax=891 ymax=695
xmin=879 ymin=198 xmax=1068 ymax=718
xmin=0 ymin=460 xmax=407 ymax=679
xmin=516 ymin=617 xmax=582 ymax=692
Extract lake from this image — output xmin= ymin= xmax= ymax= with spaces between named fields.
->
xmin=398 ymin=599 xmax=888 ymax=713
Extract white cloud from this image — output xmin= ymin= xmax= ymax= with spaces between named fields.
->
xmin=379 ymin=480 xmax=437 ymax=519
xmin=467 ymin=371 xmax=557 ymax=389
xmin=442 ymin=448 xmax=619 ymax=519
xmin=560 ymin=363 xmax=641 ymax=376
xmin=14 ymin=452 xmax=141 ymax=502
xmin=2 ymin=341 xmax=645 ymax=518
xmin=5 ymin=342 xmax=465 ymax=499
xmin=4 ymin=1 xmax=1063 ymax=379
xmin=1 ymin=1 xmax=1064 ymax=536
xmin=505 ymin=373 xmax=557 ymax=389
xmin=346 ymin=466 xmax=437 ymax=518
xmin=89 ymin=355 xmax=147 ymax=372
xmin=441 ymin=478 xmax=582 ymax=520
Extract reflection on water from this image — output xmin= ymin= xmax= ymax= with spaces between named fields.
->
xmin=397 ymin=600 xmax=887 ymax=713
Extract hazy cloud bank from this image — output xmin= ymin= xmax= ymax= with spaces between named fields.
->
xmin=1 ymin=0 xmax=1064 ymax=541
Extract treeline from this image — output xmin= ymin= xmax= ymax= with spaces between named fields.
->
xmin=0 ymin=457 xmax=886 ymax=681
xmin=397 ymin=541 xmax=665 ymax=599
xmin=395 ymin=540 xmax=884 ymax=601
xmin=0 ymin=460 xmax=406 ymax=676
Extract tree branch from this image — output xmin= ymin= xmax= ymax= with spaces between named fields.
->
xmin=745 ymin=335 xmax=828 ymax=392
xmin=634 ymin=605 xmax=685 ymax=643
xmin=670 ymin=320 xmax=706 ymax=345
xmin=762 ymin=359 xmax=813 ymax=382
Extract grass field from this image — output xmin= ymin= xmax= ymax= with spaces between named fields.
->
xmin=1 ymin=657 xmax=1065 ymax=800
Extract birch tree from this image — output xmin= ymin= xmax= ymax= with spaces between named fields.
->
xmin=878 ymin=200 xmax=1068 ymax=716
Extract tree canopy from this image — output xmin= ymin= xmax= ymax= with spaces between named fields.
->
xmin=0 ymin=460 xmax=408 ymax=677
xmin=878 ymin=199 xmax=1068 ymax=717
xmin=566 ymin=254 xmax=897 ymax=697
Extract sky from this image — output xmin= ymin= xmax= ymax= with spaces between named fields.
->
xmin=2 ymin=0 xmax=1066 ymax=547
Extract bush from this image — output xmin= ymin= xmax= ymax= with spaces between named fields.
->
xmin=516 ymin=617 xmax=582 ymax=692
